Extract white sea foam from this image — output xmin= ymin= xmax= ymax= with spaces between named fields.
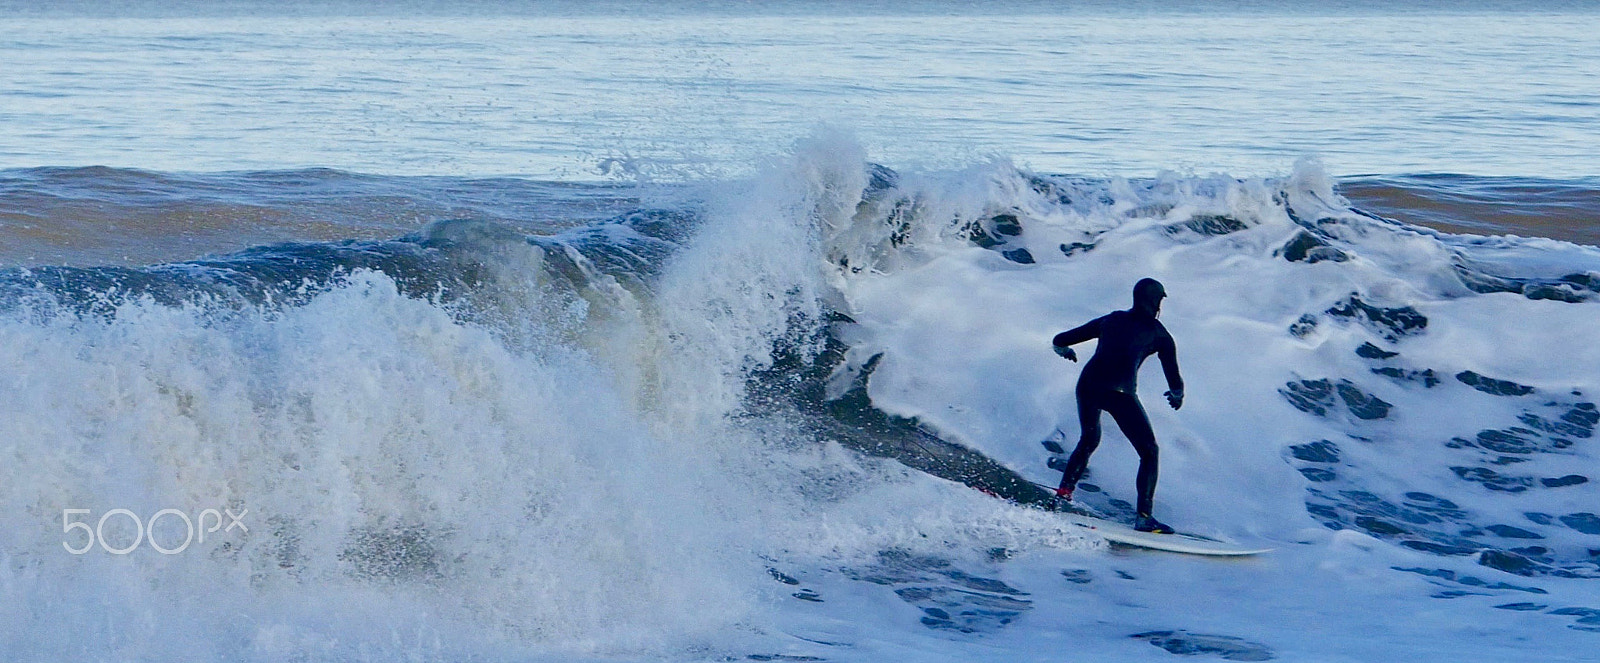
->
xmin=0 ymin=137 xmax=1108 ymax=661
xmin=4 ymin=137 xmax=1600 ymax=660
xmin=814 ymin=150 xmax=1600 ymax=659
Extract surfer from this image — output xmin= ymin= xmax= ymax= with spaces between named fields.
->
xmin=1046 ymin=278 xmax=1184 ymax=533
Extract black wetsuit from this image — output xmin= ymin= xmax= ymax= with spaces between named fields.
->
xmin=1051 ymin=295 xmax=1183 ymax=518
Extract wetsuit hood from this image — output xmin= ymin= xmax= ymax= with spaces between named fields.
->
xmin=1133 ymin=278 xmax=1166 ymax=318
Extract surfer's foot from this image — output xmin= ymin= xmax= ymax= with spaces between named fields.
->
xmin=1053 ymin=484 xmax=1074 ymax=501
xmin=1134 ymin=514 xmax=1173 ymax=534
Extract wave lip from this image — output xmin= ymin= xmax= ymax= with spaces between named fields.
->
xmin=0 ymin=166 xmax=640 ymax=268
xmin=1340 ymin=173 xmax=1600 ymax=246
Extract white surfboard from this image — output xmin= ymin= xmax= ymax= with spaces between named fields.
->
xmin=1056 ymin=512 xmax=1273 ymax=556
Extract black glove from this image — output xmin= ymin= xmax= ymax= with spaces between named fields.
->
xmin=1054 ymin=345 xmax=1078 ymax=362
xmin=1165 ymin=389 xmax=1184 ymax=410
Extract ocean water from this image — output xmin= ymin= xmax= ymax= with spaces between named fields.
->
xmin=4 ymin=0 xmax=1600 ymax=178
xmin=2 ymin=2 xmax=1600 ymax=662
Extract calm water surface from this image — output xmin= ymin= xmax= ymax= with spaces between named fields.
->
xmin=1 ymin=1 xmax=1596 ymax=178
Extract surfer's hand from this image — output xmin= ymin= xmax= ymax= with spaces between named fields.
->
xmin=1165 ymin=389 xmax=1184 ymax=410
xmin=1054 ymin=345 xmax=1078 ymax=362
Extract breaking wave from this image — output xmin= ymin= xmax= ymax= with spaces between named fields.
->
xmin=3 ymin=135 xmax=1599 ymax=659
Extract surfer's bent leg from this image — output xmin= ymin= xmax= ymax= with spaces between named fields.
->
xmin=1103 ymin=391 xmax=1159 ymax=516
xmin=1058 ymin=389 xmax=1104 ymax=495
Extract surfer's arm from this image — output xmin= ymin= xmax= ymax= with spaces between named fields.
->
xmin=1158 ymin=332 xmax=1184 ymax=409
xmin=1052 ymin=318 xmax=1100 ymax=349
xmin=1052 ymin=318 xmax=1100 ymax=361
xmin=1158 ymin=337 xmax=1183 ymax=391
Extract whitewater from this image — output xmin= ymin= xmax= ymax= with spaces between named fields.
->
xmin=1 ymin=135 xmax=1597 ymax=660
